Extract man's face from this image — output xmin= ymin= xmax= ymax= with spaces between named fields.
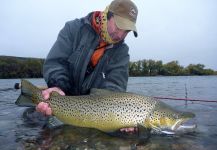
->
xmin=107 ymin=17 xmax=129 ymax=42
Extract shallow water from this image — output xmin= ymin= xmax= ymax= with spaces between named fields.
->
xmin=0 ymin=76 xmax=217 ymax=150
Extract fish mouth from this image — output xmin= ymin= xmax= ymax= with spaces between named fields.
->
xmin=160 ymin=118 xmax=197 ymax=135
xmin=175 ymin=118 xmax=197 ymax=132
xmin=172 ymin=112 xmax=197 ymax=132
xmin=166 ymin=118 xmax=197 ymax=135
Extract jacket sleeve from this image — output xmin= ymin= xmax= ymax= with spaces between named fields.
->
xmin=43 ymin=20 xmax=80 ymax=94
xmin=101 ymin=44 xmax=129 ymax=92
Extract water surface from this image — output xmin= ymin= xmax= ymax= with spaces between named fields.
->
xmin=0 ymin=76 xmax=217 ymax=150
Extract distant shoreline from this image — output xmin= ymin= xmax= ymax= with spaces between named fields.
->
xmin=0 ymin=55 xmax=216 ymax=79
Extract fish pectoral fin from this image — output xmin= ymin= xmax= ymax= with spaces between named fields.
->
xmin=46 ymin=116 xmax=64 ymax=129
xmin=137 ymin=124 xmax=151 ymax=133
xmin=137 ymin=124 xmax=151 ymax=140
xmin=149 ymin=122 xmax=161 ymax=133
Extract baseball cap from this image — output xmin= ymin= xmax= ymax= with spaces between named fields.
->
xmin=108 ymin=0 xmax=138 ymax=37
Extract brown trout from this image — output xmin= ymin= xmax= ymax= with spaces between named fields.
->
xmin=16 ymin=79 xmax=196 ymax=134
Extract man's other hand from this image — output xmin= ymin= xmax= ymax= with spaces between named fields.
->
xmin=36 ymin=87 xmax=65 ymax=116
xmin=120 ymin=127 xmax=138 ymax=134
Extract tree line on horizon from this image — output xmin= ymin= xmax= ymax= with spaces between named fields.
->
xmin=0 ymin=56 xmax=44 ymax=78
xmin=0 ymin=56 xmax=216 ymax=79
xmin=129 ymin=59 xmax=217 ymax=76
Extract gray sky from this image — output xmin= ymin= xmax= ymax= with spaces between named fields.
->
xmin=0 ymin=0 xmax=217 ymax=70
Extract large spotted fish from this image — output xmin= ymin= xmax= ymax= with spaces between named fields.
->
xmin=16 ymin=79 xmax=196 ymax=134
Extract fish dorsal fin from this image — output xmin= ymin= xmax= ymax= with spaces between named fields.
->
xmin=90 ymin=88 xmax=117 ymax=96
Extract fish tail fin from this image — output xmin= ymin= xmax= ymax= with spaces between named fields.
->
xmin=15 ymin=79 xmax=42 ymax=107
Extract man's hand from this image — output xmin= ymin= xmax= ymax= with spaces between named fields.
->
xmin=42 ymin=87 xmax=65 ymax=100
xmin=120 ymin=127 xmax=138 ymax=134
xmin=36 ymin=87 xmax=65 ymax=116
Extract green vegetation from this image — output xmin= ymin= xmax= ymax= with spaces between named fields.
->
xmin=0 ymin=56 xmax=44 ymax=78
xmin=129 ymin=59 xmax=217 ymax=76
xmin=0 ymin=56 xmax=216 ymax=79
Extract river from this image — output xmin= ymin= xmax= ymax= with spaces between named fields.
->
xmin=0 ymin=76 xmax=217 ymax=150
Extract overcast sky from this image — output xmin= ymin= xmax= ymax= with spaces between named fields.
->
xmin=0 ymin=0 xmax=217 ymax=70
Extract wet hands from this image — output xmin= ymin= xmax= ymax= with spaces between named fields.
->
xmin=36 ymin=102 xmax=52 ymax=115
xmin=120 ymin=127 xmax=138 ymax=134
xmin=36 ymin=87 xmax=65 ymax=116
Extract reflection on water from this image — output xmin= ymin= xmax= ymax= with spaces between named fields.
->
xmin=0 ymin=76 xmax=217 ymax=150
xmin=18 ymin=125 xmax=209 ymax=150
xmin=21 ymin=125 xmax=149 ymax=150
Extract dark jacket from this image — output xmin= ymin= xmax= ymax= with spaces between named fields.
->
xmin=43 ymin=12 xmax=129 ymax=95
